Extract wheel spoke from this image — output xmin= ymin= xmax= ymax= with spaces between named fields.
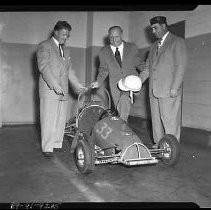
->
xmin=161 ymin=142 xmax=171 ymax=158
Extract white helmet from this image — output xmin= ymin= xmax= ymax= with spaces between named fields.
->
xmin=118 ymin=75 xmax=142 ymax=104
xmin=118 ymin=75 xmax=142 ymax=92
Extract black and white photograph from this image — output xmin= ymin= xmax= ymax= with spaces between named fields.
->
xmin=0 ymin=4 xmax=210 ymax=209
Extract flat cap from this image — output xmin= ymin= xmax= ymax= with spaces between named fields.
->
xmin=150 ymin=16 xmax=167 ymax=25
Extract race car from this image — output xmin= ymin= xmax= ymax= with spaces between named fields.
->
xmin=64 ymin=80 xmax=180 ymax=174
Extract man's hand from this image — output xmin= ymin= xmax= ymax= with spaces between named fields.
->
xmin=170 ymin=89 xmax=178 ymax=97
xmin=76 ymin=86 xmax=87 ymax=94
xmin=90 ymin=81 xmax=99 ymax=88
xmin=53 ymin=84 xmax=64 ymax=95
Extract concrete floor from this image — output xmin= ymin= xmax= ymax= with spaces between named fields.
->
xmin=0 ymin=117 xmax=211 ymax=208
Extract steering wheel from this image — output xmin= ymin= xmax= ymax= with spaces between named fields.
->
xmin=100 ymin=108 xmax=117 ymax=120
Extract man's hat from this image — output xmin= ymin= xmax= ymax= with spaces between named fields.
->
xmin=150 ymin=16 xmax=167 ymax=25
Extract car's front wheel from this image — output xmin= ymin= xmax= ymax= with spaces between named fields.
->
xmin=74 ymin=138 xmax=95 ymax=174
xmin=158 ymin=134 xmax=180 ymax=166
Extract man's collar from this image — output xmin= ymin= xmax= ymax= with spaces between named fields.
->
xmin=52 ymin=37 xmax=59 ymax=47
xmin=161 ymin=31 xmax=169 ymax=43
xmin=110 ymin=41 xmax=124 ymax=50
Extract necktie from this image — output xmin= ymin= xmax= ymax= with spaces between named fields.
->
xmin=156 ymin=40 xmax=162 ymax=56
xmin=59 ymin=44 xmax=63 ymax=58
xmin=115 ymin=47 xmax=122 ymax=67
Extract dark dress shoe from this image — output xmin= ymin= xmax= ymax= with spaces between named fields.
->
xmin=43 ymin=152 xmax=54 ymax=158
xmin=53 ymin=148 xmax=64 ymax=152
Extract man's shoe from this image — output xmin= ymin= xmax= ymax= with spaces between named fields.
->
xmin=43 ymin=152 xmax=54 ymax=158
xmin=53 ymin=148 xmax=64 ymax=152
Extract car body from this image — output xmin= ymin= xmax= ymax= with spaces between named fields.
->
xmin=64 ymin=87 xmax=180 ymax=174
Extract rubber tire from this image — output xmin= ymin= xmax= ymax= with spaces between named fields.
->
xmin=74 ymin=138 xmax=95 ymax=174
xmin=158 ymin=134 xmax=180 ymax=166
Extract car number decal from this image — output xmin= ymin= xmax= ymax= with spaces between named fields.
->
xmin=96 ymin=122 xmax=112 ymax=139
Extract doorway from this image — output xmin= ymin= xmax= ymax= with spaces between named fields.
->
xmin=168 ymin=20 xmax=185 ymax=38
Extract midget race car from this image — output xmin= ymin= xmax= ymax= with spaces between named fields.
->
xmin=64 ymin=85 xmax=180 ymax=174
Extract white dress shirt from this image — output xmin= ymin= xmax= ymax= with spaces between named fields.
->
xmin=159 ymin=31 xmax=169 ymax=48
xmin=52 ymin=37 xmax=64 ymax=58
xmin=110 ymin=42 xmax=124 ymax=60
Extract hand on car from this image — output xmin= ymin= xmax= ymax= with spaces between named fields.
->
xmin=90 ymin=81 xmax=99 ymax=88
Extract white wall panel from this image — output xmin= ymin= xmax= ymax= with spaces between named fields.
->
xmin=182 ymin=114 xmax=211 ymax=131
xmin=0 ymin=12 xmax=87 ymax=48
xmin=92 ymin=12 xmax=129 ymax=46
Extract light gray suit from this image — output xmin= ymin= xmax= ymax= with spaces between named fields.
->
xmin=96 ymin=41 xmax=142 ymax=121
xmin=140 ymin=32 xmax=187 ymax=143
xmin=37 ymin=38 xmax=82 ymax=152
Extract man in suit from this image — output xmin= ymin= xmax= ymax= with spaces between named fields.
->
xmin=140 ymin=16 xmax=187 ymax=148
xmin=91 ymin=26 xmax=143 ymax=123
xmin=37 ymin=21 xmax=84 ymax=158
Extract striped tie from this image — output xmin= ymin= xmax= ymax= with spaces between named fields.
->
xmin=59 ymin=44 xmax=64 ymax=58
xmin=115 ymin=47 xmax=122 ymax=67
xmin=156 ymin=40 xmax=162 ymax=56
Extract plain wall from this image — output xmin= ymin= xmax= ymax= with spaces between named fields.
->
xmin=92 ymin=12 xmax=130 ymax=46
xmin=0 ymin=12 xmax=88 ymax=125
xmin=128 ymin=5 xmax=211 ymax=48
xmin=1 ymin=7 xmax=211 ymax=132
xmin=0 ymin=11 xmax=130 ymax=125
xmin=0 ymin=12 xmax=87 ymax=47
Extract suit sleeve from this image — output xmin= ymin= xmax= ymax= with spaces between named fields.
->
xmin=171 ymin=38 xmax=187 ymax=90
xmin=139 ymin=57 xmax=150 ymax=84
xmin=131 ymin=43 xmax=150 ymax=83
xmin=96 ymin=50 xmax=109 ymax=86
xmin=36 ymin=43 xmax=59 ymax=89
xmin=68 ymin=61 xmax=83 ymax=90
xmin=133 ymin=44 xmax=146 ymax=72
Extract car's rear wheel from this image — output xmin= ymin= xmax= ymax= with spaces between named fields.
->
xmin=74 ymin=138 xmax=95 ymax=174
xmin=158 ymin=134 xmax=180 ymax=166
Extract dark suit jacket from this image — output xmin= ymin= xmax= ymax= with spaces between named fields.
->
xmin=140 ymin=32 xmax=187 ymax=98
xmin=96 ymin=41 xmax=142 ymax=86
xmin=96 ymin=41 xmax=142 ymax=106
xmin=37 ymin=38 xmax=82 ymax=101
